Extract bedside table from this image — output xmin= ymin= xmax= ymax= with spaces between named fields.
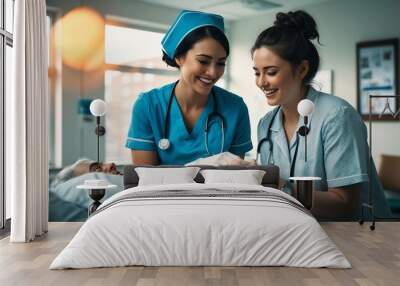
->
xmin=288 ymin=176 xmax=321 ymax=210
xmin=77 ymin=180 xmax=117 ymax=216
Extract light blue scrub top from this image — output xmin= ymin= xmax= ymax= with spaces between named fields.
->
xmin=126 ymin=82 xmax=253 ymax=165
xmin=257 ymin=87 xmax=392 ymax=218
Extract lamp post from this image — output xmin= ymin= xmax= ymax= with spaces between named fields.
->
xmin=288 ymin=99 xmax=319 ymax=210
xmin=297 ymin=99 xmax=315 ymax=162
xmin=89 ymin=99 xmax=106 ymax=168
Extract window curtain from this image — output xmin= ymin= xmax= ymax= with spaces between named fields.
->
xmin=8 ymin=0 xmax=48 ymax=242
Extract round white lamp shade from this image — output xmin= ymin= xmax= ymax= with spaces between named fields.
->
xmin=90 ymin=99 xmax=106 ymax=116
xmin=297 ymin=99 xmax=314 ymax=117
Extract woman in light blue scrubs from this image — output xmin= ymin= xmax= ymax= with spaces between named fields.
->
xmin=252 ymin=10 xmax=391 ymax=219
xmin=126 ymin=10 xmax=252 ymax=165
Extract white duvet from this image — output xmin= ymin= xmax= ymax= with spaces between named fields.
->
xmin=50 ymin=183 xmax=351 ymax=269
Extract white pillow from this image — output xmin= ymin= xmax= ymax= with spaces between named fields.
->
xmin=135 ymin=167 xmax=200 ymax=186
xmin=200 ymin=169 xmax=266 ymax=185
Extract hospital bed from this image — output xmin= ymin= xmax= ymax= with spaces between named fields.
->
xmin=50 ymin=164 xmax=350 ymax=269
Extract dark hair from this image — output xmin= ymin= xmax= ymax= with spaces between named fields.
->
xmin=251 ymin=10 xmax=320 ymax=85
xmin=162 ymin=26 xmax=230 ymax=68
xmin=89 ymin=162 xmax=101 ymax=172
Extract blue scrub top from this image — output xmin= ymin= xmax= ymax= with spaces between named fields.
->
xmin=126 ymin=82 xmax=253 ymax=165
xmin=257 ymin=87 xmax=392 ymax=218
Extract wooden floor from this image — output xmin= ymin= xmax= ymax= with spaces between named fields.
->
xmin=0 ymin=222 xmax=399 ymax=286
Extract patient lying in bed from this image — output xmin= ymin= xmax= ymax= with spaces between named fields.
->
xmin=50 ymin=159 xmax=120 ymax=188
xmin=49 ymin=159 xmax=124 ymax=222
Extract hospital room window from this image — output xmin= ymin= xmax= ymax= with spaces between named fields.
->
xmin=1 ymin=0 xmax=14 ymax=231
xmin=104 ymin=24 xmax=179 ymax=164
xmin=46 ymin=8 xmax=62 ymax=169
xmin=105 ymin=24 xmax=176 ymax=71
xmin=5 ymin=0 xmax=13 ymax=33
xmin=47 ymin=11 xmax=56 ymax=167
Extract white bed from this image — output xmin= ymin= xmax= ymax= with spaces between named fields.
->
xmin=50 ymin=183 xmax=351 ymax=269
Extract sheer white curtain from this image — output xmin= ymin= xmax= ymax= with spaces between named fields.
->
xmin=8 ymin=0 xmax=48 ymax=242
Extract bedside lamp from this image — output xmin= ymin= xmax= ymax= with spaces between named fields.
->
xmin=78 ymin=99 xmax=116 ymax=216
xmin=90 ymin=99 xmax=106 ymax=169
xmin=288 ymin=99 xmax=319 ymax=210
xmin=297 ymin=99 xmax=314 ymax=162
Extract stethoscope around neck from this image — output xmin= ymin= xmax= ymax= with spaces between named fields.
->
xmin=158 ymin=81 xmax=225 ymax=155
xmin=255 ymin=99 xmax=314 ymax=177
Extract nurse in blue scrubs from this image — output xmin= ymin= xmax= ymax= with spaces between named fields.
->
xmin=252 ymin=10 xmax=391 ymax=219
xmin=126 ymin=10 xmax=252 ymax=165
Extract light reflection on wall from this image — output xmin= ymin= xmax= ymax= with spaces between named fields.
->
xmin=54 ymin=6 xmax=104 ymax=72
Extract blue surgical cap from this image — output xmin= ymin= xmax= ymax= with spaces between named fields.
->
xmin=161 ymin=10 xmax=226 ymax=60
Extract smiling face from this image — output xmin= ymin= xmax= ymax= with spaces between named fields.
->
xmin=252 ymin=46 xmax=308 ymax=107
xmin=175 ymin=37 xmax=227 ymax=97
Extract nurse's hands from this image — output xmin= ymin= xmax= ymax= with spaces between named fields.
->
xmin=186 ymin=152 xmax=256 ymax=167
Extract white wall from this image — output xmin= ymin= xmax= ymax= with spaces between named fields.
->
xmin=230 ymin=0 xmax=400 ymax=167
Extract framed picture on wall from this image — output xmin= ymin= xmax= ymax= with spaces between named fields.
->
xmin=356 ymin=38 xmax=399 ymax=120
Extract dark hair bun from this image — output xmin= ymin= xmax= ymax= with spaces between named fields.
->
xmin=274 ymin=10 xmax=319 ymax=41
xmin=162 ymin=51 xmax=179 ymax=68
